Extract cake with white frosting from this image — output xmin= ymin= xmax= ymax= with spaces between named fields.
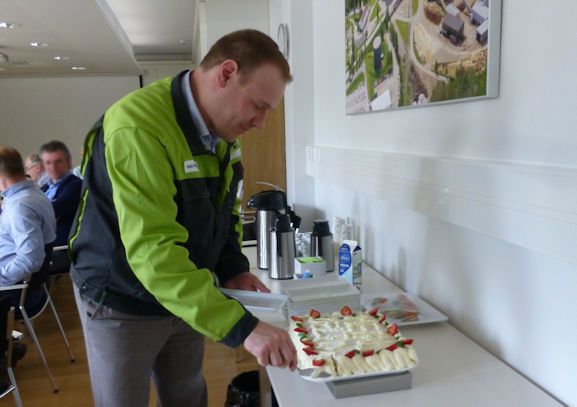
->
xmin=289 ymin=306 xmax=418 ymax=378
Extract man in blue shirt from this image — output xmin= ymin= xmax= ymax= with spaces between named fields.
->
xmin=0 ymin=146 xmax=56 ymax=286
xmin=39 ymin=141 xmax=82 ymax=247
xmin=0 ymin=146 xmax=56 ymax=378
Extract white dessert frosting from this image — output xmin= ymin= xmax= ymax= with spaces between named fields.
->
xmin=289 ymin=310 xmax=418 ymax=378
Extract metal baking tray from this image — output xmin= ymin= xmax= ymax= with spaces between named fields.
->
xmin=296 ymin=361 xmax=417 ymax=383
xmin=326 ymin=371 xmax=413 ymax=398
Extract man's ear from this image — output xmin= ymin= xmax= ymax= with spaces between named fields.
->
xmin=216 ymin=59 xmax=239 ymax=88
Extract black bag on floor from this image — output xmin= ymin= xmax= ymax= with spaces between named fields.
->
xmin=225 ymin=370 xmax=260 ymax=407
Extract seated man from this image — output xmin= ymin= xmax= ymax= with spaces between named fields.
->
xmin=39 ymin=140 xmax=82 ymax=248
xmin=24 ymin=153 xmax=50 ymax=187
xmin=0 ymin=146 xmax=57 ymax=321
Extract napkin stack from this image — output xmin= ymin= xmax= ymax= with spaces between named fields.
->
xmin=281 ymin=276 xmax=361 ymax=317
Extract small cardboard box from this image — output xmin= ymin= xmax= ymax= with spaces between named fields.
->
xmin=294 ymin=256 xmax=326 ymax=277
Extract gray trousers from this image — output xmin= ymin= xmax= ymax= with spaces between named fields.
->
xmin=74 ymin=285 xmax=208 ymax=407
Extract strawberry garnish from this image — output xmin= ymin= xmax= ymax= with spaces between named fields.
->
xmin=387 ymin=323 xmax=398 ymax=336
xmin=362 ymin=350 xmax=374 ymax=357
xmin=302 ymin=347 xmax=318 ymax=355
xmin=312 ymin=359 xmax=326 ymax=367
xmin=402 ymin=339 xmax=414 ymax=345
xmin=300 ymin=339 xmax=314 ymax=347
xmin=294 ymin=327 xmax=307 ymax=333
xmin=344 ymin=350 xmax=356 ymax=359
xmin=340 ymin=306 xmax=352 ymax=316
xmin=310 ymin=309 xmax=321 ymax=318
xmin=368 ymin=308 xmax=379 ymax=316
xmin=386 ymin=343 xmax=398 ymax=351
xmin=379 ymin=315 xmax=387 ymax=324
xmin=291 ymin=316 xmax=304 ymax=322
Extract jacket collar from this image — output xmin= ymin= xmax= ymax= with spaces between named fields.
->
xmin=171 ymin=70 xmax=212 ymax=155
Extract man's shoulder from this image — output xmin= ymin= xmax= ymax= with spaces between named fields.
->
xmin=61 ymin=174 xmax=82 ymax=186
xmin=55 ymin=175 xmax=82 ymax=197
xmin=7 ymin=188 xmax=50 ymax=215
xmin=38 ymin=172 xmax=50 ymax=187
xmin=109 ymin=75 xmax=176 ymax=118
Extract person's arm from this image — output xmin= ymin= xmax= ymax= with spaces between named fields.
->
xmin=50 ymin=177 xmax=82 ymax=220
xmin=244 ymin=321 xmax=298 ymax=371
xmin=0 ymin=203 xmax=47 ymax=285
xmin=104 ymin=126 xmax=257 ymax=346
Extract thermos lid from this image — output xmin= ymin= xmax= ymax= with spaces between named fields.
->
xmin=312 ymin=219 xmax=331 ymax=236
xmin=247 ymin=190 xmax=287 ymax=211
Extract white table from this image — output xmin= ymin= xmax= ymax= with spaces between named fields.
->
xmin=242 ymin=246 xmax=561 ymax=407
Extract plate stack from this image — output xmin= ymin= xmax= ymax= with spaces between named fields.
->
xmin=281 ymin=276 xmax=361 ymax=317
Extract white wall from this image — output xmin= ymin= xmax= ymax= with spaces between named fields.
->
xmin=0 ymin=75 xmax=139 ymax=166
xmin=205 ymin=0 xmax=270 ymax=50
xmin=268 ymin=0 xmax=318 ymax=228
xmin=140 ymin=61 xmax=194 ymax=87
xmin=283 ymin=0 xmax=577 ymax=405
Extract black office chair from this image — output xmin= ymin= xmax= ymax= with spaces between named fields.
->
xmin=0 ymin=295 xmax=23 ymax=407
xmin=0 ymin=245 xmax=75 ymax=393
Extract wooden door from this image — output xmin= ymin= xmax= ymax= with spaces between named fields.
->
xmin=240 ymin=98 xmax=287 ymax=212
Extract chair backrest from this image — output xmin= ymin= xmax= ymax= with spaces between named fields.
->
xmin=47 ymin=246 xmax=71 ymax=276
xmin=29 ymin=244 xmax=53 ymax=290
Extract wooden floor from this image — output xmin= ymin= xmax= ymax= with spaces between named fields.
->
xmin=0 ymin=276 xmax=259 ymax=407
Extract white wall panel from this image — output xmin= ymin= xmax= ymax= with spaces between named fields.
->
xmin=0 ymin=75 xmax=139 ymax=165
xmin=280 ymin=0 xmax=577 ymax=404
xmin=307 ymin=146 xmax=577 ymax=264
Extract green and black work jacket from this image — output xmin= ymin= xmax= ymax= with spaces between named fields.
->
xmin=69 ymin=71 xmax=258 ymax=347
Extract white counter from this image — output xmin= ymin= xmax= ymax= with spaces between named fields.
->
xmin=242 ymin=246 xmax=560 ymax=407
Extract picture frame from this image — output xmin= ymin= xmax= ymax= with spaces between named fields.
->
xmin=345 ymin=0 xmax=502 ymax=114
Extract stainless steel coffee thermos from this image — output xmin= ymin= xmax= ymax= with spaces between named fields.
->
xmin=311 ymin=219 xmax=334 ymax=272
xmin=247 ymin=190 xmax=301 ymax=278
xmin=268 ymin=214 xmax=296 ymax=280
xmin=255 ymin=209 xmax=274 ymax=270
xmin=248 ymin=190 xmax=287 ymax=270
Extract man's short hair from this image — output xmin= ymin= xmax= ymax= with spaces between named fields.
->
xmin=0 ymin=146 xmax=26 ymax=178
xmin=26 ymin=153 xmax=43 ymax=166
xmin=39 ymin=140 xmax=71 ymax=160
xmin=199 ymin=29 xmax=292 ymax=84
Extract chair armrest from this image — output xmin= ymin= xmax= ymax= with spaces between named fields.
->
xmin=0 ymin=283 xmax=28 ymax=291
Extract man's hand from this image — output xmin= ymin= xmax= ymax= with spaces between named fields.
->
xmin=244 ymin=321 xmax=297 ymax=371
xmin=223 ymin=272 xmax=270 ymax=292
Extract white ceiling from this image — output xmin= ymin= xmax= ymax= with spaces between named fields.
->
xmin=0 ymin=0 xmax=198 ymax=77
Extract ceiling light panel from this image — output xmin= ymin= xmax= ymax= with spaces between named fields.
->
xmin=0 ymin=0 xmax=141 ymax=76
xmin=0 ymin=22 xmax=21 ymax=29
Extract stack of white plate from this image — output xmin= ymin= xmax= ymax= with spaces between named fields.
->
xmin=281 ymin=276 xmax=361 ymax=317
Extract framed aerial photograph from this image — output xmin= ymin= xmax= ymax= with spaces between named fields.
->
xmin=345 ymin=0 xmax=502 ymax=114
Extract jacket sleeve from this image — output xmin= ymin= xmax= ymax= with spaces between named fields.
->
xmin=104 ymin=127 xmax=257 ymax=347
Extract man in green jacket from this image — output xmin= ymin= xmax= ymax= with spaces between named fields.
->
xmin=70 ymin=29 xmax=296 ymax=407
